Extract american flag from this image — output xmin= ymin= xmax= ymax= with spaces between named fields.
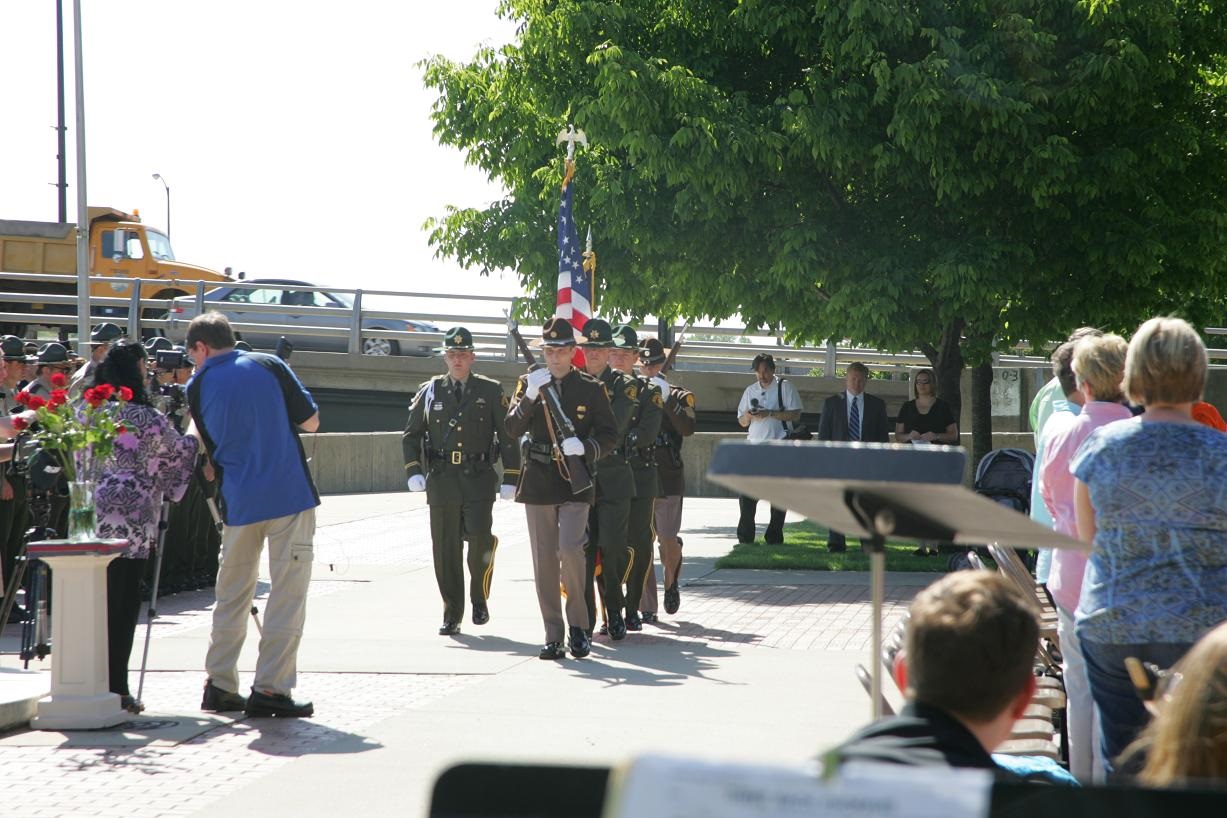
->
xmin=555 ymin=175 xmax=591 ymax=339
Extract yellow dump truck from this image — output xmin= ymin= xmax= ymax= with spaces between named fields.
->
xmin=0 ymin=206 xmax=232 ymax=335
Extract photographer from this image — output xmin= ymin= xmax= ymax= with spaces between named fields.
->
xmin=92 ymin=341 xmax=198 ymax=709
xmin=734 ymin=353 xmax=802 ymax=545
xmin=186 ymin=312 xmax=320 ymax=719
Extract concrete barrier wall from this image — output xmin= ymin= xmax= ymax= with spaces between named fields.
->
xmin=305 ymin=431 xmax=1037 ymax=496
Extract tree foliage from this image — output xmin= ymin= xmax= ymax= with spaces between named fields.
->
xmin=424 ymin=0 xmax=1227 ymax=429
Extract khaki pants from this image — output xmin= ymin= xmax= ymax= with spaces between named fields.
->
xmin=205 ymin=508 xmax=315 ymax=696
xmin=642 ymin=495 xmax=683 ymax=614
xmin=525 ymin=502 xmax=590 ymax=643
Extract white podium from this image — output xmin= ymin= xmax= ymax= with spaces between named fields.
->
xmin=27 ymin=538 xmax=129 ymax=731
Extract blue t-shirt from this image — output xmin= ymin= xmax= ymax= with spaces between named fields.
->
xmin=1072 ymin=419 xmax=1227 ymax=644
xmin=189 ymin=350 xmax=319 ymax=526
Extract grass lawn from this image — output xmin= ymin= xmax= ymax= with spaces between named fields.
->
xmin=715 ymin=519 xmax=956 ymax=572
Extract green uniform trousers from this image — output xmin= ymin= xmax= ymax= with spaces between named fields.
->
xmin=429 ymin=499 xmax=497 ymax=623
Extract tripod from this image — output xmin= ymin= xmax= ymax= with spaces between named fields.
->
xmin=1 ymin=490 xmax=56 ymax=666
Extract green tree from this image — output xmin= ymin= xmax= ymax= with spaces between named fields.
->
xmin=424 ymin=0 xmax=1227 ymax=462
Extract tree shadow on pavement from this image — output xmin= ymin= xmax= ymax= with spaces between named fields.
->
xmin=448 ymin=633 xmax=546 ymax=656
xmin=643 ymin=617 xmax=763 ymax=645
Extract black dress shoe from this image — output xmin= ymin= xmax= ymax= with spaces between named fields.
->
xmin=201 ymin=679 xmax=248 ymax=712
xmin=625 ymin=612 xmax=642 ymax=631
xmin=597 ymin=623 xmax=608 ymax=637
xmin=246 ymin=689 xmax=314 ymax=718
xmin=472 ymin=603 xmax=489 ymax=626
xmin=539 ymin=641 xmax=566 ymax=660
xmin=641 ymin=611 xmax=659 ymax=624
xmin=568 ymin=626 xmax=591 ymax=658
xmin=439 ymin=621 xmax=461 ymax=636
xmin=608 ymin=612 xmax=627 ymax=641
xmin=664 ymin=584 xmax=680 ymax=615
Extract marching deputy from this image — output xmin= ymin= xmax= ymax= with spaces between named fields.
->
xmin=638 ymin=338 xmax=696 ymax=621
xmin=505 ymin=317 xmax=617 ymax=660
xmin=577 ymin=319 xmax=637 ymax=641
xmin=403 ymin=327 xmax=521 ymax=636
xmin=609 ymin=325 xmax=663 ymax=631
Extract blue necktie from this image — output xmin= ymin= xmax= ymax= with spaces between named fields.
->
xmin=849 ymin=395 xmax=861 ymax=441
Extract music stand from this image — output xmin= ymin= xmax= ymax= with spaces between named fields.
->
xmin=707 ymin=440 xmax=1086 ymax=719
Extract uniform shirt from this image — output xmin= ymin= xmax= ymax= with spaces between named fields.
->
xmin=188 ymin=350 xmax=319 ymax=526
xmin=736 ymin=376 xmax=801 ymax=442
xmin=655 ymin=384 xmax=696 ymax=497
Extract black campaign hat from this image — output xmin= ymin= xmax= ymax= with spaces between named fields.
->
xmin=86 ymin=322 xmax=123 ymax=346
xmin=535 ymin=317 xmax=577 ymax=347
xmin=437 ymin=326 xmax=475 ymax=352
xmin=612 ymin=324 xmax=638 ymax=349
xmin=1 ymin=335 xmax=35 ymax=363
xmin=578 ymin=319 xmax=617 ymax=348
xmin=144 ymin=336 xmax=174 ymax=354
xmin=639 ymin=338 xmax=668 ymax=365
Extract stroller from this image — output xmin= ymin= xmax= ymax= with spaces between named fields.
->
xmin=947 ymin=448 xmax=1037 ymax=572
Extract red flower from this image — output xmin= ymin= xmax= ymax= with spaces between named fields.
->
xmin=83 ymin=387 xmax=104 ymax=408
xmin=15 ymin=391 xmax=31 ymax=408
xmin=26 ymin=395 xmax=47 ymax=410
xmin=50 ymin=372 xmax=68 ymax=388
xmin=94 ymin=383 xmax=115 ymax=400
xmin=12 ymin=416 xmax=27 ymax=431
xmin=47 ymin=392 xmax=66 ymax=410
xmin=118 ymin=386 xmax=133 ymax=402
xmin=116 ymin=425 xmax=128 ymax=435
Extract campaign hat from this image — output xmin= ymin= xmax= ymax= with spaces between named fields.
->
xmin=535 ymin=317 xmax=577 ymax=347
xmin=35 ymin=342 xmax=77 ymax=368
xmin=578 ymin=319 xmax=617 ymax=348
xmin=1 ymin=335 xmax=35 ymax=363
xmin=612 ymin=324 xmax=638 ymax=349
xmin=437 ymin=326 xmax=475 ymax=352
xmin=639 ymin=338 xmax=668 ymax=366
xmin=86 ymin=322 xmax=124 ymax=346
xmin=144 ymin=336 xmax=174 ymax=354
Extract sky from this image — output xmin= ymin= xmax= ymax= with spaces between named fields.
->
xmin=0 ymin=1 xmax=525 ymax=312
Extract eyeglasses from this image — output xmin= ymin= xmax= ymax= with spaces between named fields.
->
xmin=914 ymin=379 xmax=932 ymax=385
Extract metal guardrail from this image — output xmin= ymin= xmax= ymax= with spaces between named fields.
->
xmin=22 ymin=270 xmax=1227 ymax=373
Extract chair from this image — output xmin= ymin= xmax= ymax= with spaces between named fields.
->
xmin=855 ymin=663 xmax=895 ymax=718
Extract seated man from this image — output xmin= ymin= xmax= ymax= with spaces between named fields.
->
xmin=829 ymin=572 xmax=1039 ymax=774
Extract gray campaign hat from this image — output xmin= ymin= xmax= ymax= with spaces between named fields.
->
xmin=1 ymin=335 xmax=35 ymax=363
xmin=86 ymin=322 xmax=124 ymax=346
xmin=35 ymin=342 xmax=78 ymax=368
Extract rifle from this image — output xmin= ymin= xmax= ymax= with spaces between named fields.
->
xmin=541 ymin=381 xmax=594 ymax=495
xmin=503 ymin=309 xmax=538 ymax=367
xmin=661 ymin=324 xmax=689 ymax=376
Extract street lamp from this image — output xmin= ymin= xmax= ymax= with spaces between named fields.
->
xmin=151 ymin=172 xmax=170 ymax=239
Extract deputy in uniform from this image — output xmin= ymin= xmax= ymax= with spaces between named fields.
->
xmin=638 ymin=338 xmax=696 ymax=620
xmin=405 ymin=327 xmax=521 ymax=636
xmin=576 ymin=319 xmax=637 ymax=641
xmin=609 ymin=325 xmax=663 ymax=631
xmin=0 ymin=337 xmax=35 ymax=621
xmin=506 ymin=317 xmax=617 ymax=660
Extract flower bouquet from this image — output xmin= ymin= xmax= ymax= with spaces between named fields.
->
xmin=14 ymin=373 xmax=131 ymax=540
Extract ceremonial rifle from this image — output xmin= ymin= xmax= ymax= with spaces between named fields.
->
xmin=503 ymin=309 xmax=538 ymax=367
xmin=541 ymin=381 xmax=594 ymax=495
xmin=660 ymin=324 xmax=689 ymax=376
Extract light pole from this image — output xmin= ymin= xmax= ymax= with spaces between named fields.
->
xmin=152 ymin=173 xmax=170 ymax=239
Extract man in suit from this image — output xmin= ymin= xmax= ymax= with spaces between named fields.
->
xmin=817 ymin=361 xmax=891 ymax=552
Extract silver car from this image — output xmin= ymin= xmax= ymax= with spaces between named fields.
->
xmin=167 ymin=279 xmax=438 ymax=356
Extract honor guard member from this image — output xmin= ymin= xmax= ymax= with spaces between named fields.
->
xmin=576 ymin=318 xmax=637 ymax=641
xmin=0 ymin=338 xmax=36 ymax=621
xmin=404 ymin=327 xmax=521 ymax=636
xmin=505 ymin=317 xmax=617 ymax=660
xmin=638 ymin=338 xmax=696 ymax=620
xmin=609 ymin=325 xmax=663 ymax=631
xmin=20 ymin=343 xmax=78 ymax=400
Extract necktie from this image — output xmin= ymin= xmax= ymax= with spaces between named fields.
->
xmin=849 ymin=395 xmax=861 ymax=441
xmin=453 ymin=381 xmax=463 ymax=404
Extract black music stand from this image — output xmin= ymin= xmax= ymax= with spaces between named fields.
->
xmin=706 ymin=440 xmax=1087 ymax=719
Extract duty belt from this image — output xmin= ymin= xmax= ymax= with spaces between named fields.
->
xmin=524 ymin=441 xmax=558 ymax=464
xmin=430 ymin=450 xmax=490 ymax=466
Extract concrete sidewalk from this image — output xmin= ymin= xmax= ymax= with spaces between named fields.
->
xmin=0 ymin=494 xmax=934 ymax=818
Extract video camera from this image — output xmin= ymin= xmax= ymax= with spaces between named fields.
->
xmin=155 ymin=349 xmax=190 ymax=372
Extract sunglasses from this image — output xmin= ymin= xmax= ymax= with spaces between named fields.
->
xmin=914 ymin=379 xmax=932 ymax=385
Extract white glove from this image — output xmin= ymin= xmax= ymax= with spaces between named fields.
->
xmin=407 ymin=474 xmax=427 ymax=492
xmin=561 ymin=436 xmax=585 ymax=457
xmin=524 ymin=368 xmax=552 ymax=400
xmin=499 ymin=484 xmax=517 ymax=501
xmin=650 ymin=375 xmax=670 ymax=403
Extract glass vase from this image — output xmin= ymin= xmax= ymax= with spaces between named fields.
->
xmin=67 ymin=479 xmax=97 ymax=542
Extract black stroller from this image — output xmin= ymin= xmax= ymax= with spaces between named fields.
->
xmin=947 ymin=447 xmax=1037 ymax=572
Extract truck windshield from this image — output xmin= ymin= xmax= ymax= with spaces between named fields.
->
xmin=146 ymin=230 xmax=175 ymax=261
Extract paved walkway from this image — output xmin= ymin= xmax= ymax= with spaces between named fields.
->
xmin=0 ymin=495 xmax=936 ymax=818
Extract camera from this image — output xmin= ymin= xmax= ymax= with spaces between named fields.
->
xmin=275 ymin=335 xmax=293 ymax=361
xmin=749 ymin=398 xmax=766 ymax=416
xmin=155 ymin=349 xmax=189 ymax=371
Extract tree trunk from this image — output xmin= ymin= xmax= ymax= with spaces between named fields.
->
xmin=921 ymin=318 xmax=965 ymax=432
xmin=971 ymin=361 xmax=994 ymax=471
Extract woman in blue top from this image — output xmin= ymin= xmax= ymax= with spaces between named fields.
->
xmin=1071 ymin=317 xmax=1227 ymax=776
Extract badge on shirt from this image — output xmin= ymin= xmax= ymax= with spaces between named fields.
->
xmin=576 ymin=404 xmax=588 ymax=419
xmin=432 ymin=402 xmax=444 ymax=412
